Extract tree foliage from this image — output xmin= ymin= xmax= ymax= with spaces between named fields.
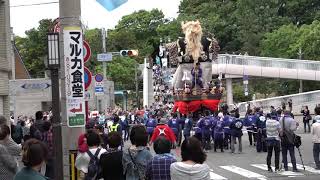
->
xmin=15 ymin=19 xmax=53 ymax=78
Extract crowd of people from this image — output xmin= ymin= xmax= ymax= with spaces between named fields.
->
xmin=0 ymin=101 xmax=320 ymax=179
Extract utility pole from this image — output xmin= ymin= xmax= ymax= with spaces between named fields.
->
xmin=298 ymin=47 xmax=303 ymax=93
xmin=135 ymin=62 xmax=139 ymax=109
xmin=59 ymin=0 xmax=84 ymax=179
xmin=102 ymin=28 xmax=107 ymax=78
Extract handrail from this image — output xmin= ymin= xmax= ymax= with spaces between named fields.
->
xmin=217 ymin=54 xmax=320 ymax=71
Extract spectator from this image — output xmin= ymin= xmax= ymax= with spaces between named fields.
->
xmin=99 ymin=132 xmax=125 ymax=180
xmin=0 ymin=124 xmax=18 ymax=179
xmin=21 ymin=120 xmax=31 ymax=142
xmin=0 ymin=120 xmax=21 ymax=157
xmin=42 ymin=121 xmax=54 ymax=179
xmin=78 ymin=120 xmax=96 ymax=153
xmin=30 ymin=111 xmax=44 ymax=140
xmin=123 ymin=125 xmax=153 ymax=180
xmin=150 ymin=118 xmax=176 ymax=146
xmin=279 ymin=110 xmax=299 ymax=172
xmin=11 ymin=120 xmax=23 ymax=144
xmin=75 ymin=131 xmax=106 ymax=177
xmin=96 ymin=124 xmax=108 ymax=149
xmin=14 ymin=139 xmax=48 ymax=180
xmin=146 ymin=136 xmax=176 ymax=180
xmin=265 ymin=114 xmax=282 ymax=172
xmin=312 ymin=106 xmax=320 ymax=170
xmin=170 ymin=137 xmax=210 ymax=180
xmin=301 ymin=106 xmax=311 ymax=133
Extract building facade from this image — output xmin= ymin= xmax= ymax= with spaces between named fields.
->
xmin=0 ymin=0 xmax=12 ymax=119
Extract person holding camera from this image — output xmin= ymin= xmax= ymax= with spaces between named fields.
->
xmin=312 ymin=106 xmax=320 ymax=170
xmin=279 ymin=110 xmax=299 ymax=172
xmin=301 ymin=106 xmax=311 ymax=133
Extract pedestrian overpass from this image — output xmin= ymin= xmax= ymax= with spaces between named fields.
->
xmin=237 ymin=90 xmax=320 ymax=116
xmin=213 ymin=54 xmax=320 ymax=81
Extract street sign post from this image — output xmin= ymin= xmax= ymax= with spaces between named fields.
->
xmin=97 ymin=53 xmax=113 ymax=62
xmin=83 ymin=40 xmax=91 ymax=63
xmin=63 ymin=27 xmax=86 ymax=128
xmin=84 ymin=67 xmax=92 ymax=91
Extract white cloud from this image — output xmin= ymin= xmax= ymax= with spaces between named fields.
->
xmin=10 ymin=0 xmax=181 ymax=37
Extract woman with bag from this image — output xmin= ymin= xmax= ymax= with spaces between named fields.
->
xmin=123 ymin=125 xmax=153 ymax=180
xmin=301 ymin=106 xmax=311 ymax=133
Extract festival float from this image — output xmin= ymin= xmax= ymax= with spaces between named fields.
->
xmin=164 ymin=21 xmax=223 ymax=115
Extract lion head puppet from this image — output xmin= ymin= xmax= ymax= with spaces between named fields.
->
xmin=181 ymin=20 xmax=203 ymax=64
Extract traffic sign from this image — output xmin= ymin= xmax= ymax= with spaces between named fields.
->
xmin=95 ymin=74 xmax=104 ymax=82
xmin=84 ymin=67 xmax=92 ymax=90
xmin=95 ymin=87 xmax=104 ymax=96
xmin=83 ymin=40 xmax=91 ymax=63
xmin=97 ymin=53 xmax=113 ymax=62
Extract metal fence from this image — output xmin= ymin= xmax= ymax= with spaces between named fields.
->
xmin=237 ymin=90 xmax=320 ymax=115
xmin=218 ymin=54 xmax=320 ymax=71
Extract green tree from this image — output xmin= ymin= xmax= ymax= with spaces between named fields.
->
xmin=106 ymin=56 xmax=137 ymax=90
xmin=261 ymin=20 xmax=320 ymax=60
xmin=15 ymin=19 xmax=53 ymax=78
xmin=107 ymin=9 xmax=167 ymax=63
xmin=84 ymin=28 xmax=103 ymax=74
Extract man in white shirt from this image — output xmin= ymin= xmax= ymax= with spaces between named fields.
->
xmin=266 ymin=114 xmax=282 ymax=172
xmin=75 ymin=131 xmax=106 ymax=175
xmin=312 ymin=106 xmax=320 ymax=170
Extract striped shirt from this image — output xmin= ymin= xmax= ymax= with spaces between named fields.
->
xmin=266 ymin=119 xmax=281 ymax=141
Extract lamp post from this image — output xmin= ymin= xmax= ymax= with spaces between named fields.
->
xmin=47 ymin=32 xmax=63 ymax=180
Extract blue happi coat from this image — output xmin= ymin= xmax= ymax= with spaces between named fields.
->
xmin=223 ymin=115 xmax=233 ymax=135
xmin=214 ymin=119 xmax=225 ymax=140
xmin=199 ymin=116 xmax=213 ymax=135
xmin=145 ymin=118 xmax=157 ymax=134
xmin=168 ymin=118 xmax=180 ymax=134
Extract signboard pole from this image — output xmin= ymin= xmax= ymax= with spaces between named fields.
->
xmin=59 ymin=0 xmax=84 ymax=179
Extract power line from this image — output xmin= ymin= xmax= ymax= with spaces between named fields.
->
xmin=10 ymin=1 xmax=58 ymax=8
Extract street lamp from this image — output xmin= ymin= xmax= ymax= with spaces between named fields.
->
xmin=47 ymin=32 xmax=63 ymax=180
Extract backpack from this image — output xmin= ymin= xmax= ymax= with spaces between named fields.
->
xmin=85 ymin=148 xmax=101 ymax=180
xmin=280 ymin=117 xmax=301 ymax=147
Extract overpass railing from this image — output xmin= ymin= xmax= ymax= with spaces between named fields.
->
xmin=237 ymin=90 xmax=320 ymax=115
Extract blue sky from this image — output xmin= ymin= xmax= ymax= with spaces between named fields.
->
xmin=10 ymin=0 xmax=181 ymax=36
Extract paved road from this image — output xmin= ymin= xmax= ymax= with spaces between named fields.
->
xmin=168 ymin=116 xmax=320 ymax=180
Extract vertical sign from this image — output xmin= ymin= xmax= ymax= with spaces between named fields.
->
xmin=64 ymin=27 xmax=86 ymax=127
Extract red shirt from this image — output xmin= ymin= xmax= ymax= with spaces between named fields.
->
xmin=150 ymin=124 xmax=176 ymax=143
xmin=78 ymin=133 xmax=88 ymax=153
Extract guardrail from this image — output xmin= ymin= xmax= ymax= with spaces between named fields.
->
xmin=237 ymin=90 xmax=320 ymax=115
xmin=213 ymin=54 xmax=320 ymax=80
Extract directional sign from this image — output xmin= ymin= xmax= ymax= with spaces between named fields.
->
xmin=95 ymin=74 xmax=104 ymax=82
xmin=95 ymin=87 xmax=104 ymax=96
xmin=84 ymin=67 xmax=92 ymax=90
xmin=97 ymin=53 xmax=113 ymax=62
xmin=83 ymin=40 xmax=91 ymax=63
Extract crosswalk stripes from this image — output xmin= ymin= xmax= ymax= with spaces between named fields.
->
xmin=220 ymin=165 xmax=267 ymax=180
xmin=209 ymin=169 xmax=227 ymax=180
xmin=288 ymin=163 xmax=320 ymax=174
xmin=251 ymin=164 xmax=304 ymax=177
xmin=208 ymin=164 xmax=320 ymax=180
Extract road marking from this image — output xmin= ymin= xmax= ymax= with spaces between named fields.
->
xmin=288 ymin=163 xmax=320 ymax=174
xmin=210 ymin=169 xmax=228 ymax=180
xmin=220 ymin=165 xmax=267 ymax=179
xmin=251 ymin=164 xmax=304 ymax=177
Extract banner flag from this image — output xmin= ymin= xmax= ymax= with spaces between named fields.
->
xmin=96 ymin=0 xmax=128 ymax=11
